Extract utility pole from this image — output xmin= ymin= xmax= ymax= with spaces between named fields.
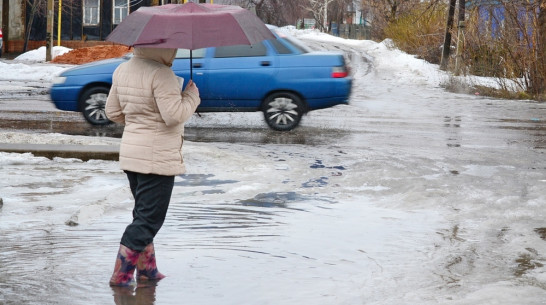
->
xmin=46 ymin=0 xmax=54 ymax=61
xmin=539 ymin=0 xmax=546 ymax=95
xmin=57 ymin=0 xmax=62 ymax=46
xmin=2 ymin=0 xmax=9 ymax=54
xmin=454 ymin=0 xmax=465 ymax=75
xmin=440 ymin=0 xmax=457 ymax=71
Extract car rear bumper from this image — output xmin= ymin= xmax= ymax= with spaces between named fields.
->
xmin=307 ymin=77 xmax=352 ymax=110
xmin=307 ymin=97 xmax=349 ymax=111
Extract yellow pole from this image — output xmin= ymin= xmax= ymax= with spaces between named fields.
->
xmin=57 ymin=0 xmax=62 ymax=46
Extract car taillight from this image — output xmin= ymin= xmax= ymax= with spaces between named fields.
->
xmin=332 ymin=66 xmax=348 ymax=78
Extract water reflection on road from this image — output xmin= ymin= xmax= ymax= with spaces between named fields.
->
xmin=0 ymin=110 xmax=352 ymax=145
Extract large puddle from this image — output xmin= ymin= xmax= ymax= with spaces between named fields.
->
xmin=2 ymin=34 xmax=546 ymax=304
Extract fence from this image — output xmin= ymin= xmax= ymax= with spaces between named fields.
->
xmin=331 ymin=24 xmax=371 ymax=40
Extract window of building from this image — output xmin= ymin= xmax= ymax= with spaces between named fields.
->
xmin=83 ymin=0 xmax=100 ymax=26
xmin=113 ymin=0 xmax=130 ymax=24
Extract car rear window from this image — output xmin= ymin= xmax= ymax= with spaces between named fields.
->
xmin=269 ymin=28 xmax=311 ymax=54
xmin=214 ymin=43 xmax=267 ymax=58
xmin=269 ymin=39 xmax=293 ymax=54
xmin=282 ymin=36 xmax=311 ymax=54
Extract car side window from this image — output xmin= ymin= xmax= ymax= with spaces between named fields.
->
xmin=269 ymin=39 xmax=293 ymax=55
xmin=214 ymin=42 xmax=267 ymax=58
xmin=176 ymin=48 xmax=206 ymax=59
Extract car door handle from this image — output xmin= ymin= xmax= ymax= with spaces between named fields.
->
xmin=193 ymin=63 xmax=203 ymax=68
xmin=260 ymin=61 xmax=271 ymax=66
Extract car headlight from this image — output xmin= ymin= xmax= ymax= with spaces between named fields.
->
xmin=52 ymin=76 xmax=67 ymax=85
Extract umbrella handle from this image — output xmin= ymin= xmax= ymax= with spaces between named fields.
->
xmin=190 ymin=49 xmax=193 ymax=81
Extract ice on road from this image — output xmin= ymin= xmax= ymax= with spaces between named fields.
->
xmin=1 ymin=28 xmax=546 ymax=305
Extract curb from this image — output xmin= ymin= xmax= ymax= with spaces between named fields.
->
xmin=0 ymin=143 xmax=120 ymax=161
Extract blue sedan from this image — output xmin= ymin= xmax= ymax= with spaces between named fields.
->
xmin=50 ymin=28 xmax=352 ymax=131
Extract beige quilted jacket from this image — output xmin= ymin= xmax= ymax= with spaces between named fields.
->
xmin=105 ymin=47 xmax=200 ymax=176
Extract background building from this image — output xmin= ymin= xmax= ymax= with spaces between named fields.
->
xmin=0 ymin=0 xmax=218 ymax=54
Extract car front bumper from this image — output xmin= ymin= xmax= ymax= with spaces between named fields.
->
xmin=50 ymin=85 xmax=81 ymax=111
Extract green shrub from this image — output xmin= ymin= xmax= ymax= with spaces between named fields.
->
xmin=384 ymin=3 xmax=447 ymax=64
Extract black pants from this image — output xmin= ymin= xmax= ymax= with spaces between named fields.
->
xmin=120 ymin=171 xmax=175 ymax=252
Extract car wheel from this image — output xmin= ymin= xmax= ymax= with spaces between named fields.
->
xmin=262 ymin=92 xmax=305 ymax=131
xmin=79 ymin=86 xmax=111 ymax=125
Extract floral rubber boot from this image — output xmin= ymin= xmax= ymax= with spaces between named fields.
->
xmin=109 ymin=244 xmax=140 ymax=286
xmin=137 ymin=243 xmax=166 ymax=281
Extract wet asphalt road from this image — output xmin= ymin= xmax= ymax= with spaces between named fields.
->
xmin=0 ymin=91 xmax=354 ymax=145
xmin=2 ymin=85 xmax=544 ymax=148
xmin=3 ymin=69 xmax=546 ymax=304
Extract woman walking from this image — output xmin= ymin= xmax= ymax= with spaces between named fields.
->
xmin=105 ymin=47 xmax=200 ymax=286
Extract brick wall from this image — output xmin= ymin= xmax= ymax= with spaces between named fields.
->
xmin=5 ymin=40 xmax=120 ymax=54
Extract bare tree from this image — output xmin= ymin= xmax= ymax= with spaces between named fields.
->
xmin=301 ymin=0 xmax=336 ymax=32
xmin=360 ymin=0 xmax=425 ymax=22
xmin=23 ymin=0 xmax=78 ymax=52
xmin=360 ymin=0 xmax=440 ymax=39
xmin=329 ymin=0 xmax=354 ymax=25
xmin=226 ymin=0 xmax=355 ymax=31
xmin=499 ymin=0 xmax=545 ymax=96
xmin=24 ymin=0 xmax=46 ymax=52
xmin=224 ymin=0 xmax=302 ymax=26
xmin=463 ymin=0 xmax=546 ymax=97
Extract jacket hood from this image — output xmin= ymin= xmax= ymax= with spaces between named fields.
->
xmin=133 ymin=47 xmax=177 ymax=67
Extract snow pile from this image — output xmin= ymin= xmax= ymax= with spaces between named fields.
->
xmin=0 ymin=132 xmax=120 ymax=146
xmin=279 ymin=26 xmax=448 ymax=88
xmin=14 ymin=46 xmax=72 ymax=62
xmin=0 ymin=60 xmax=68 ymax=82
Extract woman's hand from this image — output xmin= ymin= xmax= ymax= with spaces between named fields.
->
xmin=184 ymin=79 xmax=199 ymax=96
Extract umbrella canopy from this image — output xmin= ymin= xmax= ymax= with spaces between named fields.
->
xmin=106 ymin=3 xmax=275 ymax=50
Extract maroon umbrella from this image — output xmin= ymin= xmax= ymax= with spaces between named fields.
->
xmin=106 ymin=2 xmax=275 ymax=78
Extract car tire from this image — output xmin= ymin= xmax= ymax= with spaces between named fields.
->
xmin=262 ymin=92 xmax=305 ymax=131
xmin=79 ymin=86 xmax=112 ymax=125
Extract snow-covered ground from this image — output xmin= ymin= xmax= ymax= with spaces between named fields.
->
xmin=1 ymin=28 xmax=546 ymax=305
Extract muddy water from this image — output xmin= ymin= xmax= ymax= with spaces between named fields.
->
xmin=0 ymin=156 xmax=350 ymax=304
xmin=2 ymin=40 xmax=546 ymax=305
xmin=1 ymin=94 xmax=546 ymax=304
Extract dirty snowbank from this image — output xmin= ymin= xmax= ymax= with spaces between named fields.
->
xmin=0 ymin=131 xmax=120 ymax=146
